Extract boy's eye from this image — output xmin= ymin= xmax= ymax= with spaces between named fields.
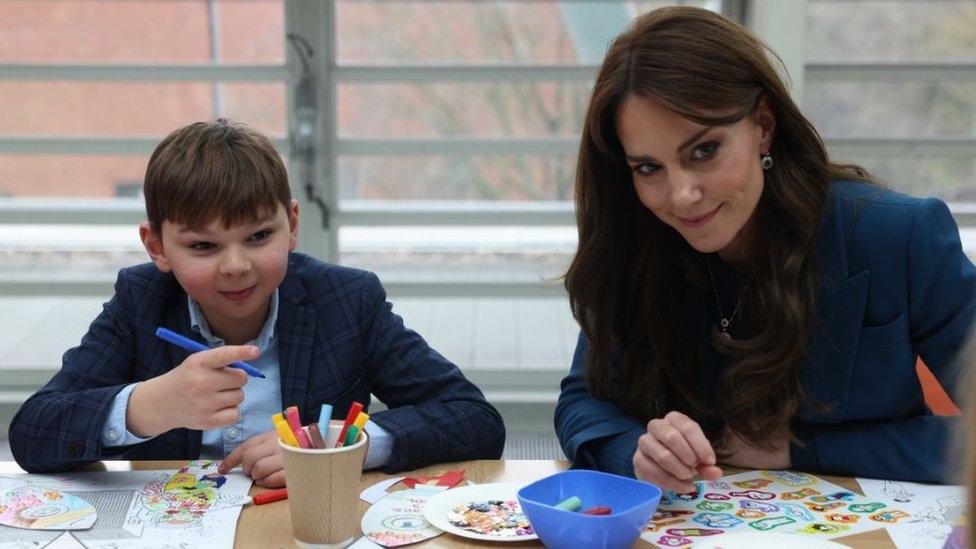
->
xmin=632 ymin=162 xmax=660 ymax=177
xmin=190 ymin=241 xmax=214 ymax=251
xmin=691 ymin=141 xmax=719 ymax=160
xmin=249 ymin=229 xmax=273 ymax=242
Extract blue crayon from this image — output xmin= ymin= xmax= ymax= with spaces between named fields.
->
xmin=155 ymin=327 xmax=265 ymax=378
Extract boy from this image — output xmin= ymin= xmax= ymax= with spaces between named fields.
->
xmin=8 ymin=119 xmax=505 ymax=485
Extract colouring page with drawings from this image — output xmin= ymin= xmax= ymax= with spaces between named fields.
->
xmin=857 ymin=477 xmax=965 ymax=549
xmin=0 ymin=461 xmax=251 ymax=549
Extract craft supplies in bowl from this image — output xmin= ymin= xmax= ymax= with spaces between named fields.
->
xmin=517 ymin=470 xmax=662 ymax=549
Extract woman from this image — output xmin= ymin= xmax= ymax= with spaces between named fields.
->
xmin=554 ymin=6 xmax=975 ymax=492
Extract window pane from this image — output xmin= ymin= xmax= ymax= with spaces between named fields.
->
xmin=340 ymin=226 xmax=575 ymax=283
xmin=338 ymin=83 xmax=588 ymax=138
xmin=0 ymin=155 xmax=149 ymax=198
xmin=807 ymin=0 xmax=976 ymax=62
xmin=0 ymin=224 xmax=143 ymax=280
xmin=0 ymin=82 xmax=285 ymax=137
xmin=339 ymin=155 xmax=576 ymax=202
xmin=336 ymin=1 xmax=716 ymax=64
xmin=0 ymin=0 xmax=284 ymax=64
xmin=825 ymin=156 xmax=976 ymax=202
xmin=805 ymin=82 xmax=976 ymax=139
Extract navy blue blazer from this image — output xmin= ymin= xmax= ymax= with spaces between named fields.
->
xmin=555 ymin=181 xmax=976 ymax=483
xmin=9 ymin=253 xmax=505 ymax=473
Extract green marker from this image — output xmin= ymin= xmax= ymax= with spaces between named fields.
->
xmin=343 ymin=425 xmax=360 ymax=446
xmin=555 ymin=496 xmax=582 ymax=511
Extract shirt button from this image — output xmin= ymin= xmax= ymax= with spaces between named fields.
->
xmin=227 ymin=428 xmax=239 ymax=439
xmin=107 ymin=430 xmax=118 ymax=441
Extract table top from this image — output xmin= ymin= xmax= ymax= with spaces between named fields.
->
xmin=0 ymin=460 xmax=896 ymax=548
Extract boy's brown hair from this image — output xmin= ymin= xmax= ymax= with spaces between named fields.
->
xmin=144 ymin=118 xmax=291 ymax=235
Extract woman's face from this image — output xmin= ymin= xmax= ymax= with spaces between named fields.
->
xmin=615 ymin=94 xmax=774 ymax=263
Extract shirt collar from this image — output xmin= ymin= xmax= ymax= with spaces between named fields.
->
xmin=187 ymin=290 xmax=279 ymax=351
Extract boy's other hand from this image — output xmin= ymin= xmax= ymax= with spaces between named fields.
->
xmin=127 ymin=345 xmax=258 ymax=437
xmin=218 ymin=430 xmax=284 ymax=488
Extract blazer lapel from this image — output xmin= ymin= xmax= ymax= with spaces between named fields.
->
xmin=799 ymin=194 xmax=869 ymax=421
xmin=277 ymin=270 xmax=316 ymax=414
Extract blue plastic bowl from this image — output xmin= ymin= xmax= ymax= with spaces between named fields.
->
xmin=517 ymin=470 xmax=662 ymax=549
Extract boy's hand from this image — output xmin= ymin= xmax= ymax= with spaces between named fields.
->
xmin=632 ymin=411 xmax=723 ymax=493
xmin=218 ymin=430 xmax=285 ymax=488
xmin=127 ymin=345 xmax=258 ymax=437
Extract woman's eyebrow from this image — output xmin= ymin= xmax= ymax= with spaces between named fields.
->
xmin=625 ymin=127 xmax=712 ymax=163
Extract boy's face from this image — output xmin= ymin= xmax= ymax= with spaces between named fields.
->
xmin=140 ymin=200 xmax=299 ymax=341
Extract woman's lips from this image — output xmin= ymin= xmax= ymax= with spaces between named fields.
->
xmin=678 ymin=204 xmax=722 ymax=228
xmin=220 ymin=285 xmax=256 ymax=301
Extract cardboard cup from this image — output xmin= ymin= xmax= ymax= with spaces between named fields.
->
xmin=279 ymin=423 xmax=368 ymax=548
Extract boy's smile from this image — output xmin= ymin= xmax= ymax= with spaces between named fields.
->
xmin=140 ymin=200 xmax=299 ymax=345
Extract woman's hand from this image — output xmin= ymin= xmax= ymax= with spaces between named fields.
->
xmin=632 ymin=411 xmax=723 ymax=493
xmin=716 ymin=428 xmax=791 ymax=470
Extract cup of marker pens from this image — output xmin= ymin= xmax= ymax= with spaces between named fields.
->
xmin=278 ymin=422 xmax=368 ymax=548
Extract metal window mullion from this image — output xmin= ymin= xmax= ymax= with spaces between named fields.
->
xmin=0 ymin=64 xmax=286 ymax=81
xmin=0 ymin=137 xmax=289 ymax=155
xmin=336 ymin=201 xmax=575 ymax=226
xmin=0 ymin=277 xmax=565 ymax=298
xmin=335 ymin=64 xmax=598 ymax=83
xmin=824 ymin=137 xmax=976 ymax=157
xmin=337 ymin=137 xmax=579 ymax=156
xmin=286 ymin=0 xmax=338 ymax=262
xmin=807 ymin=63 xmax=976 ymax=83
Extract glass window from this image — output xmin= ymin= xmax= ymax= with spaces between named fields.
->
xmin=805 ymin=0 xmax=976 ymax=202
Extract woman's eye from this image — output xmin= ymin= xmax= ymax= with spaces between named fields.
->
xmin=692 ymin=141 xmax=719 ymax=160
xmin=249 ymin=229 xmax=272 ymax=242
xmin=190 ymin=242 xmax=214 ymax=251
xmin=632 ymin=163 xmax=660 ymax=177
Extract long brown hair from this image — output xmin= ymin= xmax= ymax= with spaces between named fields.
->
xmin=564 ymin=7 xmax=870 ymax=446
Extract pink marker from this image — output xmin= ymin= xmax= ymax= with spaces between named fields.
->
xmin=293 ymin=427 xmax=312 ymax=449
xmin=284 ymin=406 xmax=302 ymax=433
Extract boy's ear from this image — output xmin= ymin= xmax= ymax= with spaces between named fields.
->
xmin=287 ymin=199 xmax=300 ymax=252
xmin=139 ymin=221 xmax=172 ymax=273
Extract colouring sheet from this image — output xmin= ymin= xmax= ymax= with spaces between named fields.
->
xmin=642 ymin=470 xmax=906 ymax=548
xmin=361 ymin=485 xmax=445 ymax=547
xmin=0 ymin=486 xmax=96 ymax=530
xmin=857 ymin=477 xmax=965 ymax=549
xmin=0 ymin=461 xmax=251 ymax=549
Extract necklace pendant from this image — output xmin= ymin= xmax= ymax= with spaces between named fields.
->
xmin=720 ymin=318 xmax=730 ymax=329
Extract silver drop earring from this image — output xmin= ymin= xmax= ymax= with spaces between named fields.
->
xmin=760 ymin=152 xmax=773 ymax=170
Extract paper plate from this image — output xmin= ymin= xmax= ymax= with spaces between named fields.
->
xmin=422 ymin=483 xmax=537 ymax=542
xmin=692 ymin=532 xmax=851 ymax=549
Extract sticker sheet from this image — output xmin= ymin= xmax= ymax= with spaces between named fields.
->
xmin=642 ymin=470 xmax=907 ymax=548
xmin=446 ymin=498 xmax=534 ymax=539
xmin=857 ymin=477 xmax=965 ymax=549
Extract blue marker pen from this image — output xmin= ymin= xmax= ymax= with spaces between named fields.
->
xmin=155 ymin=327 xmax=265 ymax=378
xmin=318 ymin=404 xmax=333 ymax=431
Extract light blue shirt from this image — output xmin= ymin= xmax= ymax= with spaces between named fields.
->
xmin=100 ymin=290 xmax=392 ymax=469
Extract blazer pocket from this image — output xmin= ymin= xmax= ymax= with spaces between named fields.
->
xmin=856 ymin=313 xmax=909 ymax=353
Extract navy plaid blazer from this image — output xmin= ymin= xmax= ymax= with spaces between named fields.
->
xmin=9 ymin=253 xmax=505 ymax=473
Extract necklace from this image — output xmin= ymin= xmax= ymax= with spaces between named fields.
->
xmin=706 ymin=256 xmax=742 ymax=341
